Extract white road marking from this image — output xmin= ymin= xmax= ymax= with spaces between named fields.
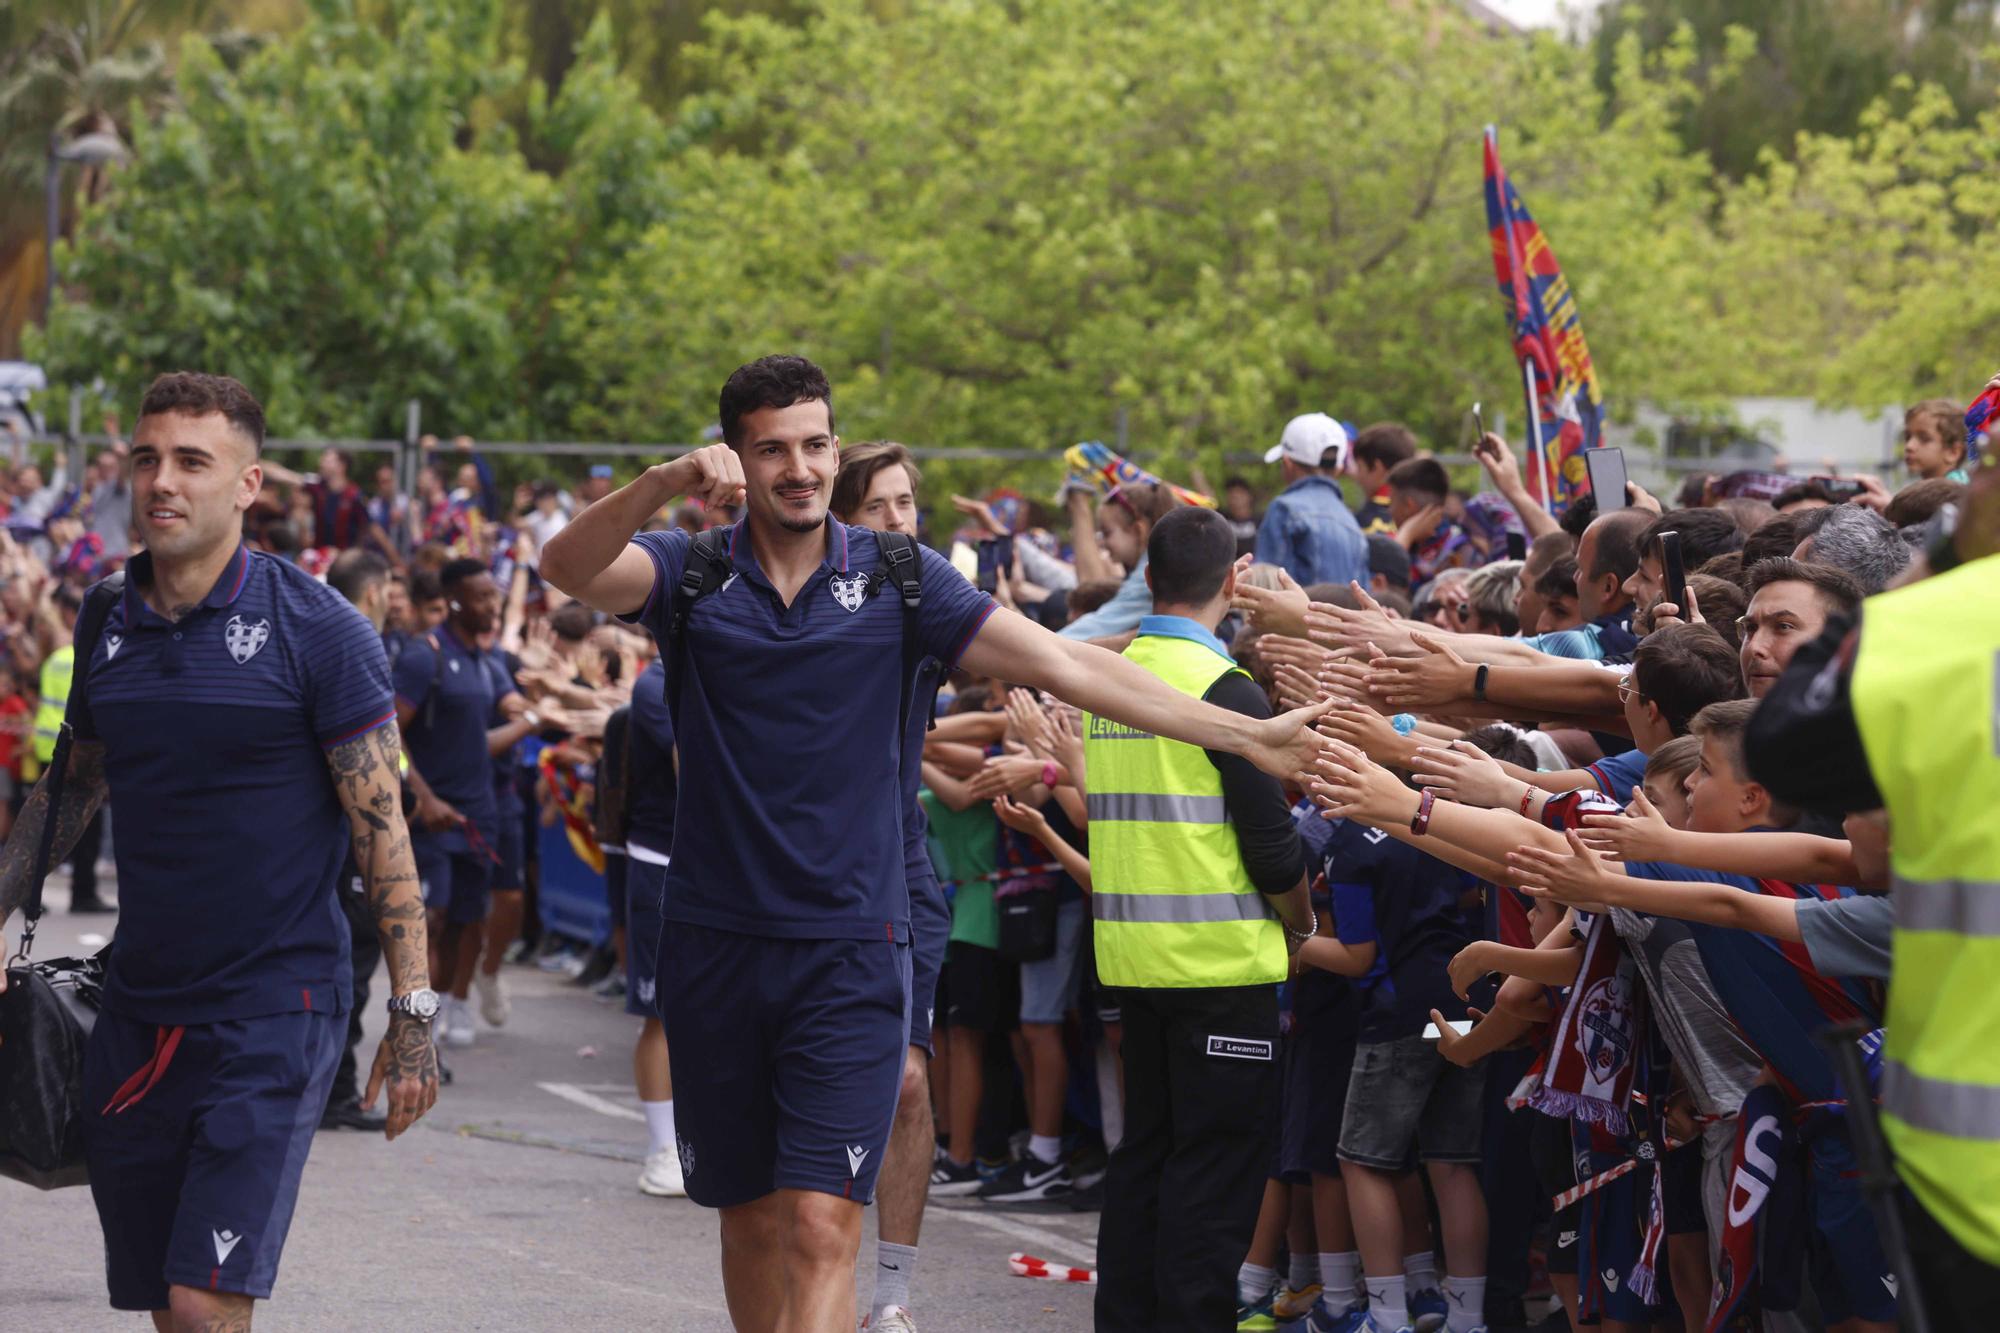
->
xmin=930 ymin=1204 xmax=1097 ymax=1268
xmin=536 ymin=1081 xmax=647 ymax=1122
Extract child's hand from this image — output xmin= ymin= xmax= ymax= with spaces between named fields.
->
xmin=1447 ymin=940 xmax=1495 ymax=1000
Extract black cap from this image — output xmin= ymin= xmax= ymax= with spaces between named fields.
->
xmin=1365 ymin=533 xmax=1412 ymax=591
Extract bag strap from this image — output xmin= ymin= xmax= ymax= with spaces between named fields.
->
xmin=14 ymin=571 xmax=125 ymax=963
xmin=422 ymin=631 xmax=443 ymax=732
xmin=665 ymin=528 xmax=734 ymax=725
xmin=874 ymin=531 xmax=931 ymax=737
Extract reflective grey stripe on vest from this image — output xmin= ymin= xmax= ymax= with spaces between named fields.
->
xmin=1092 ymin=891 xmax=1271 ymax=924
xmin=1884 ymin=1057 xmax=2000 ymax=1141
xmin=1087 ymin=792 xmax=1228 ymax=824
xmin=1895 ymin=875 xmax=2000 ymax=937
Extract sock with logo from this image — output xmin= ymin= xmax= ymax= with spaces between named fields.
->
xmin=872 ymin=1241 xmax=918 ymax=1321
xmin=1320 ymin=1252 xmax=1363 ymax=1307
xmin=1366 ymin=1275 xmax=1408 ymax=1330
xmin=1404 ymin=1248 xmax=1439 ymax=1295
xmin=1237 ymin=1261 xmax=1278 ymax=1307
xmin=1442 ymin=1275 xmax=1486 ymax=1333
xmin=641 ymin=1099 xmax=675 ymax=1157
xmin=1027 ymin=1133 xmax=1063 ymax=1167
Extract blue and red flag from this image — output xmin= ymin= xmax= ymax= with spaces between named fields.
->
xmin=1962 ymin=382 xmax=1995 ymax=466
xmin=1483 ymin=127 xmax=1605 ymax=515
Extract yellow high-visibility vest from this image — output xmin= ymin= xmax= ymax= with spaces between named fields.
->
xmin=1851 ymin=555 xmax=2000 ymax=1265
xmin=33 ymin=644 xmax=73 ymax=766
xmin=1084 ymin=626 xmax=1285 ymax=989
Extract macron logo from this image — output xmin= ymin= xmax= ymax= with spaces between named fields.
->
xmin=103 ymin=634 xmax=122 ymax=661
xmin=846 ymin=1145 xmax=869 ymax=1177
xmin=212 ymin=1229 xmax=243 ymax=1265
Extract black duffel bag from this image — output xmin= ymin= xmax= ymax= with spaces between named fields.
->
xmin=0 ymin=571 xmax=121 ymax=1191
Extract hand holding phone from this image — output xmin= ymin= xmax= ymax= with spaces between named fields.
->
xmin=1658 ymin=530 xmax=1685 ymax=621
xmin=1423 ymin=1019 xmax=1474 ymax=1040
xmin=1585 ymin=447 xmax=1629 ymax=511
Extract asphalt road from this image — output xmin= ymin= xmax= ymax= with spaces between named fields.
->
xmin=3 ymin=875 xmax=1104 ymax=1332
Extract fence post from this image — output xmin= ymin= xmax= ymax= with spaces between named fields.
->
xmin=65 ymin=385 xmax=83 ymax=481
xmin=401 ymin=398 xmax=422 ymax=503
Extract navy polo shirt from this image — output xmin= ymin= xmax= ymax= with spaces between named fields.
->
xmin=626 ymin=658 xmax=678 ymax=860
xmin=77 ymin=545 xmax=394 ymax=1024
xmin=487 ymin=649 xmax=524 ymax=812
xmin=393 ymin=624 xmax=499 ymax=824
xmin=626 ymin=521 xmax=995 ymax=941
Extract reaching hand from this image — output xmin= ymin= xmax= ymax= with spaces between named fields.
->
xmin=967 ymin=752 xmax=1053 ymax=801
xmin=1507 ymin=829 xmax=1620 ymax=906
xmin=362 ymin=1014 xmax=439 ymax=1141
xmin=1397 ymin=503 xmax=1445 ymax=549
xmin=1315 ymin=701 xmax=1408 ymax=768
xmin=1005 ymin=687 xmax=1052 ymax=756
xmin=1433 ymin=1006 xmax=1487 ymax=1067
xmin=1447 ymin=940 xmax=1498 ymax=1001
xmin=1408 ymin=740 xmax=1519 ymax=810
xmin=664 ymin=444 xmax=747 ymax=509
xmin=1473 ymin=432 xmax=1527 ymax=496
xmin=1307 ymin=738 xmax=1417 ymax=828
xmin=1577 ymin=786 xmax=1673 ymax=862
xmin=951 ymin=494 xmax=1010 ymax=536
xmin=991 ymin=794 xmax=1052 ymax=838
xmin=1271 ymin=661 xmax=1326 ymax=714
xmin=1255 ymin=631 xmax=1334 ymax=677
xmin=1847 ymin=473 xmax=1892 ymax=513
xmin=1645 ymin=583 xmax=1702 ymax=634
xmin=1232 ymin=563 xmax=1311 ymax=638
xmin=1365 ymin=632 xmax=1476 ymax=710
xmin=1304 ymin=583 xmax=1413 ymax=655
xmin=1626 ymin=481 xmax=1663 ymax=515
xmin=1242 ymin=697 xmax=1340 ymax=785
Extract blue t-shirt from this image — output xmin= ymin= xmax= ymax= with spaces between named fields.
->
xmin=1623 ymin=861 xmax=1879 ymax=1104
xmin=393 ymin=624 xmax=500 ymax=825
xmin=625 ymin=521 xmax=996 ymax=940
xmin=1323 ymin=816 xmax=1471 ymax=1042
xmin=1586 ymin=748 xmax=1649 ymax=806
xmin=625 ymin=658 xmax=678 ymax=860
xmin=78 ymin=546 xmax=394 ymax=1024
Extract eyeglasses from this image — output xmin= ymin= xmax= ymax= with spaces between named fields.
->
xmin=1617 ymin=674 xmax=1642 ymax=704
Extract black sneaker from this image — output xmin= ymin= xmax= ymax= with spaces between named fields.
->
xmin=69 ymin=896 xmax=116 ymax=914
xmin=930 ymin=1155 xmax=983 ymax=1196
xmin=976 ymin=1154 xmax=1071 ymax=1203
xmin=319 ymin=1097 xmax=388 ymax=1133
xmin=1064 ymin=1177 xmax=1105 ymax=1212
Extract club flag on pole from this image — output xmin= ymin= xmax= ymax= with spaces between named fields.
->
xmin=1483 ymin=126 xmax=1605 ymax=515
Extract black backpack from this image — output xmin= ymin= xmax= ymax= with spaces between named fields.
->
xmin=665 ymin=527 xmax=931 ymax=737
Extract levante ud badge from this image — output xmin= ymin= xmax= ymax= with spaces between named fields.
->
xmin=225 ymin=614 xmax=271 ymax=664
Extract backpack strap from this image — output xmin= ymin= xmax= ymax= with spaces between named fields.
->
xmin=15 ymin=571 xmax=124 ymax=963
xmin=665 ymin=528 xmax=735 ymax=724
xmin=422 ymin=632 xmax=443 ymax=733
xmin=874 ymin=531 xmax=933 ymax=736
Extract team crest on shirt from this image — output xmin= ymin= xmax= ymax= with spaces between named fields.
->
xmin=223 ymin=615 xmax=270 ymax=664
xmin=829 ymin=571 xmax=869 ymax=613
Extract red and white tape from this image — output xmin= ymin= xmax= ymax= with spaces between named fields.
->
xmin=1009 ymin=1252 xmax=1096 ymax=1284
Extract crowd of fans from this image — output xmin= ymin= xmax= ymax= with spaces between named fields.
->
xmin=8 ymin=388 xmax=1990 ymax=1333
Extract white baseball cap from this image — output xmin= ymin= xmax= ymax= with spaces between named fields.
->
xmin=1264 ymin=413 xmax=1349 ymax=470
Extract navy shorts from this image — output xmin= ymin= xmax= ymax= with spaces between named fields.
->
xmin=1292 ymin=972 xmax=1357 ymax=1177
xmin=1276 ymin=1032 xmax=1311 ymax=1183
xmin=491 ymin=802 xmax=525 ymax=892
xmin=659 ymin=923 xmax=910 ymax=1208
xmin=82 ymin=1008 xmax=340 ymax=1309
xmin=623 ymin=855 xmax=667 ymax=1019
xmin=414 ymin=826 xmax=494 ymax=925
xmin=907 ymin=869 xmax=948 ymax=1055
xmin=1806 ymin=1120 xmax=1897 ymax=1324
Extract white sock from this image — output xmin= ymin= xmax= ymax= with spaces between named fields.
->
xmin=1289 ymin=1252 xmax=1318 ymax=1290
xmin=1365 ymin=1274 xmax=1408 ymax=1329
xmin=641 ymin=1099 xmax=675 ymax=1157
xmin=1443 ymin=1274 xmax=1486 ymax=1333
xmin=1404 ymin=1248 xmax=1439 ymax=1294
xmin=873 ymin=1241 xmax=918 ymax=1319
xmin=1320 ymin=1251 xmax=1362 ymax=1306
xmin=1237 ymin=1261 xmax=1277 ymax=1306
xmin=1028 ymin=1133 xmax=1062 ymax=1166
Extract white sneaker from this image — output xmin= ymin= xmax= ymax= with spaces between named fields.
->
xmin=444 ymin=998 xmax=475 ymax=1047
xmin=638 ymin=1147 xmax=686 ymax=1197
xmin=865 ymin=1307 xmax=917 ymax=1332
xmin=474 ymin=969 xmax=511 ymax=1027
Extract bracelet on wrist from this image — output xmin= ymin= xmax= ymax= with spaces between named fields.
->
xmin=1410 ymin=789 xmax=1436 ymax=836
xmin=1518 ymin=784 xmax=1537 ymax=819
xmin=1282 ymin=903 xmax=1319 ymax=948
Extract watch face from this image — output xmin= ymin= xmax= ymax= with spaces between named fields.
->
xmin=403 ymin=989 xmax=440 ymax=1020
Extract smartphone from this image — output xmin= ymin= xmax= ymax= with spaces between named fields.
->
xmin=1658 ymin=529 xmax=1686 ymax=617
xmin=993 ymin=533 xmax=1016 ymax=577
xmin=1505 ymin=531 xmax=1527 ymax=561
xmin=975 ymin=538 xmax=1002 ymax=594
xmin=1584 ymin=446 xmax=1628 ymax=511
xmin=1463 ymin=402 xmax=1487 ymax=455
xmin=1813 ymin=476 xmax=1867 ymax=503
xmin=1423 ymin=1020 xmax=1474 ymax=1040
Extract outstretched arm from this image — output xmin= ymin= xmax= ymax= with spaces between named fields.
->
xmin=1511 ymin=832 xmax=1803 ymax=941
xmin=326 ymin=723 xmax=438 ymax=1140
xmin=541 ymin=445 xmax=746 ymax=615
xmin=0 ymin=739 xmax=109 ymax=978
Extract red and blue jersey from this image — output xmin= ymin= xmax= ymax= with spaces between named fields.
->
xmin=1622 ymin=860 xmax=1878 ymax=1105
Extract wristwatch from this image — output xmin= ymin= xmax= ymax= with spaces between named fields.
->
xmin=387 ymin=988 xmax=441 ymax=1023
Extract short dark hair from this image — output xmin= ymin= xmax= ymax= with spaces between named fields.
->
xmin=265 ymin=521 xmax=300 ymax=556
xmin=549 ymin=601 xmax=597 ymax=642
xmin=1684 ymin=575 xmax=1747 ymax=650
xmin=1534 ymin=555 xmax=1579 ymax=601
xmin=1771 ymin=481 xmax=1832 ymax=510
xmin=1460 ymin=723 xmax=1539 ymax=770
xmin=321 ymin=447 xmax=354 ymax=477
xmin=1631 ymin=623 xmax=1744 ymax=735
xmin=1352 ymin=423 xmax=1419 ymax=472
xmin=1065 ymin=579 xmax=1123 ymax=620
xmin=1675 ymin=472 xmax=1715 ymax=508
xmin=1716 ymin=496 xmax=1775 ymax=533
xmin=327 ymin=548 xmax=390 ymax=605
xmin=1223 ymin=475 xmax=1253 ymax=492
xmin=1695 ymin=549 xmax=1746 ymax=589
xmin=1365 ymin=533 xmax=1412 ymax=590
xmin=409 ymin=569 xmax=444 ymax=605
xmin=1147 ymin=506 xmax=1237 ymax=607
xmin=1740 ymin=510 xmax=1808 ymax=567
xmin=1525 ymin=529 xmax=1575 ymax=575
xmin=719 ymin=355 xmax=833 ymax=449
xmin=1559 ymin=492 xmax=1598 ymax=540
xmin=1905 ymin=398 xmax=1968 ymax=462
xmin=1637 ymin=507 xmax=1745 ymax=571
xmin=1744 ymin=556 xmax=1864 ymax=622
xmin=1884 ymin=477 xmax=1966 ymax=528
xmin=1385 ymin=457 xmax=1449 ymax=502
xmin=439 ymin=557 xmax=489 ymax=592
xmin=139 ymin=371 xmax=266 ymax=453
xmin=1583 ymin=508 xmax=1651 ymax=584
xmin=1690 ymin=698 xmax=1761 ymax=785
xmin=830 ymin=441 xmax=921 ymax=522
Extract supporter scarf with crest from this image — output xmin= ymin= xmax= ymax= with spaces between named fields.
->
xmin=1510 ymin=912 xmax=1644 ymax=1137
xmin=1707 ymin=1084 xmax=1790 ymax=1332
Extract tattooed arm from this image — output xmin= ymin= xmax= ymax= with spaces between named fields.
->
xmin=326 ymin=721 xmax=438 ymax=1140
xmin=0 ymin=739 xmax=109 ymax=987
